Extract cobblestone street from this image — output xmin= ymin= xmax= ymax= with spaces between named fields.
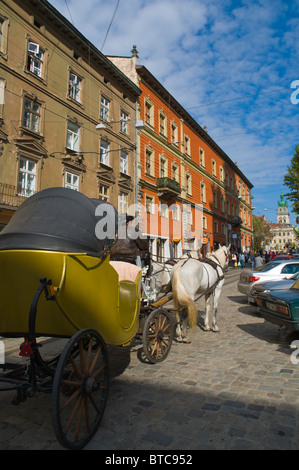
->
xmin=1 ymin=268 xmax=299 ymax=450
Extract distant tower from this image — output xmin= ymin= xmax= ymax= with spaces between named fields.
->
xmin=277 ymin=191 xmax=289 ymax=225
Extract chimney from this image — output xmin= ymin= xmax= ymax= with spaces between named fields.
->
xmin=131 ymin=45 xmax=139 ymax=68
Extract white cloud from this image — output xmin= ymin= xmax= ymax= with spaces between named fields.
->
xmin=50 ymin=0 xmax=299 ymax=222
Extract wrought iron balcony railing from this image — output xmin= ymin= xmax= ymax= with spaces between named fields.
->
xmin=0 ymin=183 xmax=34 ymax=208
xmin=156 ymin=177 xmax=181 ymax=199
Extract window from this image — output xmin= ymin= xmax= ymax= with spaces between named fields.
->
xmin=160 ymin=202 xmax=168 ymax=218
xmin=23 ymin=97 xmax=40 ymax=133
xmin=160 ymin=156 xmax=167 ymax=178
xmin=99 ymin=184 xmax=109 ymax=201
xmin=145 ymin=147 xmax=154 ymax=177
xmin=221 ymin=196 xmax=225 ymax=212
xmin=214 ymin=221 xmax=219 ymax=233
xmin=203 ymin=216 xmax=207 ymax=230
xmin=186 ymin=172 xmax=192 ymax=196
xmin=27 ymin=42 xmax=43 ymax=78
xmin=119 ymin=192 xmax=128 ymax=214
xmin=18 ymin=157 xmax=36 ymax=196
xmin=159 ymin=112 xmax=166 ymax=137
xmin=157 ymin=238 xmax=166 ymax=263
xmin=145 ymin=99 xmax=153 ymax=126
xmin=172 ymin=204 xmax=180 ymax=221
xmin=171 ymin=122 xmax=178 ymax=144
xmin=213 ymin=189 xmax=217 ymax=209
xmin=120 ymin=151 xmax=128 ymax=174
xmin=200 ymin=181 xmax=206 ymax=204
xmin=100 ymin=96 xmax=109 ymax=121
xmin=65 ymin=171 xmax=79 ymax=191
xmin=200 ymin=148 xmax=205 ymax=167
xmin=0 ymin=16 xmax=9 ymax=57
xmin=99 ymin=139 xmax=109 ymax=165
xmin=172 ymin=163 xmax=179 ymax=182
xmin=185 ymin=207 xmax=192 ymax=225
xmin=69 ymin=72 xmax=81 ymax=102
xmin=220 ymin=167 xmax=224 ymax=182
xmin=0 ymin=79 xmax=4 ymax=105
xmin=67 ymin=122 xmax=79 ymax=151
xmin=184 ymin=135 xmax=190 ymax=156
xmin=120 ymin=111 xmax=128 ymax=133
xmin=146 ymin=196 xmax=154 ymax=214
xmin=212 ymin=160 xmax=216 ymax=177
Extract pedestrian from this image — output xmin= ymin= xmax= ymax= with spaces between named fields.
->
xmin=239 ymin=252 xmax=245 ymax=268
xmin=255 ymin=253 xmax=263 ymax=268
xmin=232 ymin=252 xmax=237 ymax=268
xmin=249 ymin=251 xmax=255 ymax=270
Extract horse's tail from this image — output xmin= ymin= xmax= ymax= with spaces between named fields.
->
xmin=172 ymin=264 xmax=197 ymax=329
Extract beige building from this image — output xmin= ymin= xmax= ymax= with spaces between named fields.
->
xmin=268 ymin=192 xmax=298 ymax=252
xmin=0 ymin=0 xmax=141 ymax=229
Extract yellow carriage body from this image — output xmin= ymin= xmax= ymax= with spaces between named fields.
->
xmin=0 ymin=188 xmax=141 ymax=345
xmin=0 ymin=250 xmax=141 ymax=345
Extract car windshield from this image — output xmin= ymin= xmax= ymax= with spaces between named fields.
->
xmin=255 ymin=261 xmax=282 ymax=273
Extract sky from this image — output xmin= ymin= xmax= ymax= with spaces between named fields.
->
xmin=50 ymin=0 xmax=299 ymax=225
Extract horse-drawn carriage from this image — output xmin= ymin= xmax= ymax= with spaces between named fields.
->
xmin=0 ymin=188 xmax=174 ymax=449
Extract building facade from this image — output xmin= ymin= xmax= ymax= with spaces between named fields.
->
xmin=268 ymin=192 xmax=298 ymax=252
xmin=0 ymin=0 xmax=141 ymax=229
xmin=109 ymin=49 xmax=254 ymax=259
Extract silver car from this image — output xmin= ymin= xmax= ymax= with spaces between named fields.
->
xmin=248 ymin=271 xmax=299 ymax=305
xmin=237 ymin=260 xmax=299 ymax=298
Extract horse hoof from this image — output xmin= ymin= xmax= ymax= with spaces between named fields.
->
xmin=183 ymin=338 xmax=191 ymax=343
xmin=203 ymin=326 xmax=210 ymax=331
xmin=212 ymin=327 xmax=220 ymax=332
xmin=174 ymin=337 xmax=183 ymax=343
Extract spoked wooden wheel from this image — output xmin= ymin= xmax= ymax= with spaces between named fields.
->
xmin=143 ymin=308 xmax=174 ymax=363
xmin=52 ymin=329 xmax=109 ymax=450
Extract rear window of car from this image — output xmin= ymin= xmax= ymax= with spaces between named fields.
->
xmin=257 ymin=262 xmax=281 ymax=272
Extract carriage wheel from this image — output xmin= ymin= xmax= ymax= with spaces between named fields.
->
xmin=52 ymin=329 xmax=109 ymax=450
xmin=142 ymin=308 xmax=174 ymax=363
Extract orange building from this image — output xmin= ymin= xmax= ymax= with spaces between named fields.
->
xmin=109 ymin=49 xmax=253 ymax=259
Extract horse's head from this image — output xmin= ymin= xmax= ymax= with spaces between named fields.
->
xmin=216 ymin=244 xmax=231 ymax=269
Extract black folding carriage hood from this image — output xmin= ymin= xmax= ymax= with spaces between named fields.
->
xmin=0 ymin=187 xmax=118 ymax=256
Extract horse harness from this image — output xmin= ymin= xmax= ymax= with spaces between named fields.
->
xmin=183 ymin=251 xmax=225 ymax=301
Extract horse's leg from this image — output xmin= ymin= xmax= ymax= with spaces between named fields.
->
xmin=180 ymin=309 xmax=191 ymax=343
xmin=173 ymin=295 xmax=183 ymax=341
xmin=211 ymin=284 xmax=222 ymax=332
xmin=175 ymin=315 xmax=182 ymax=341
xmin=204 ymin=292 xmax=214 ymax=331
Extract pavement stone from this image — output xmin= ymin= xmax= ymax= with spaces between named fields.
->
xmin=1 ymin=267 xmax=299 ymax=450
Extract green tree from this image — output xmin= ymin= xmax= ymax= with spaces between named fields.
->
xmin=284 ymin=145 xmax=299 ymax=215
xmin=253 ymin=215 xmax=273 ymax=251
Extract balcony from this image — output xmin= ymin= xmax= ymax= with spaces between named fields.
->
xmin=232 ymin=216 xmax=242 ymax=226
xmin=157 ymin=177 xmax=181 ymax=200
xmin=0 ymin=183 xmax=32 ymax=209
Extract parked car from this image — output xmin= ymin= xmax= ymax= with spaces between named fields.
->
xmin=256 ymin=277 xmax=299 ymax=331
xmin=248 ymin=271 xmax=299 ymax=304
xmin=237 ymin=260 xmax=299 ymax=298
xmin=272 ymin=255 xmax=295 ymax=261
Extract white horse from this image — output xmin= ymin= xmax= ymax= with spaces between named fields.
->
xmin=150 ymin=251 xmax=201 ymax=298
xmin=172 ymin=245 xmax=230 ymax=342
xmin=146 ymin=251 xmax=201 ymax=302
